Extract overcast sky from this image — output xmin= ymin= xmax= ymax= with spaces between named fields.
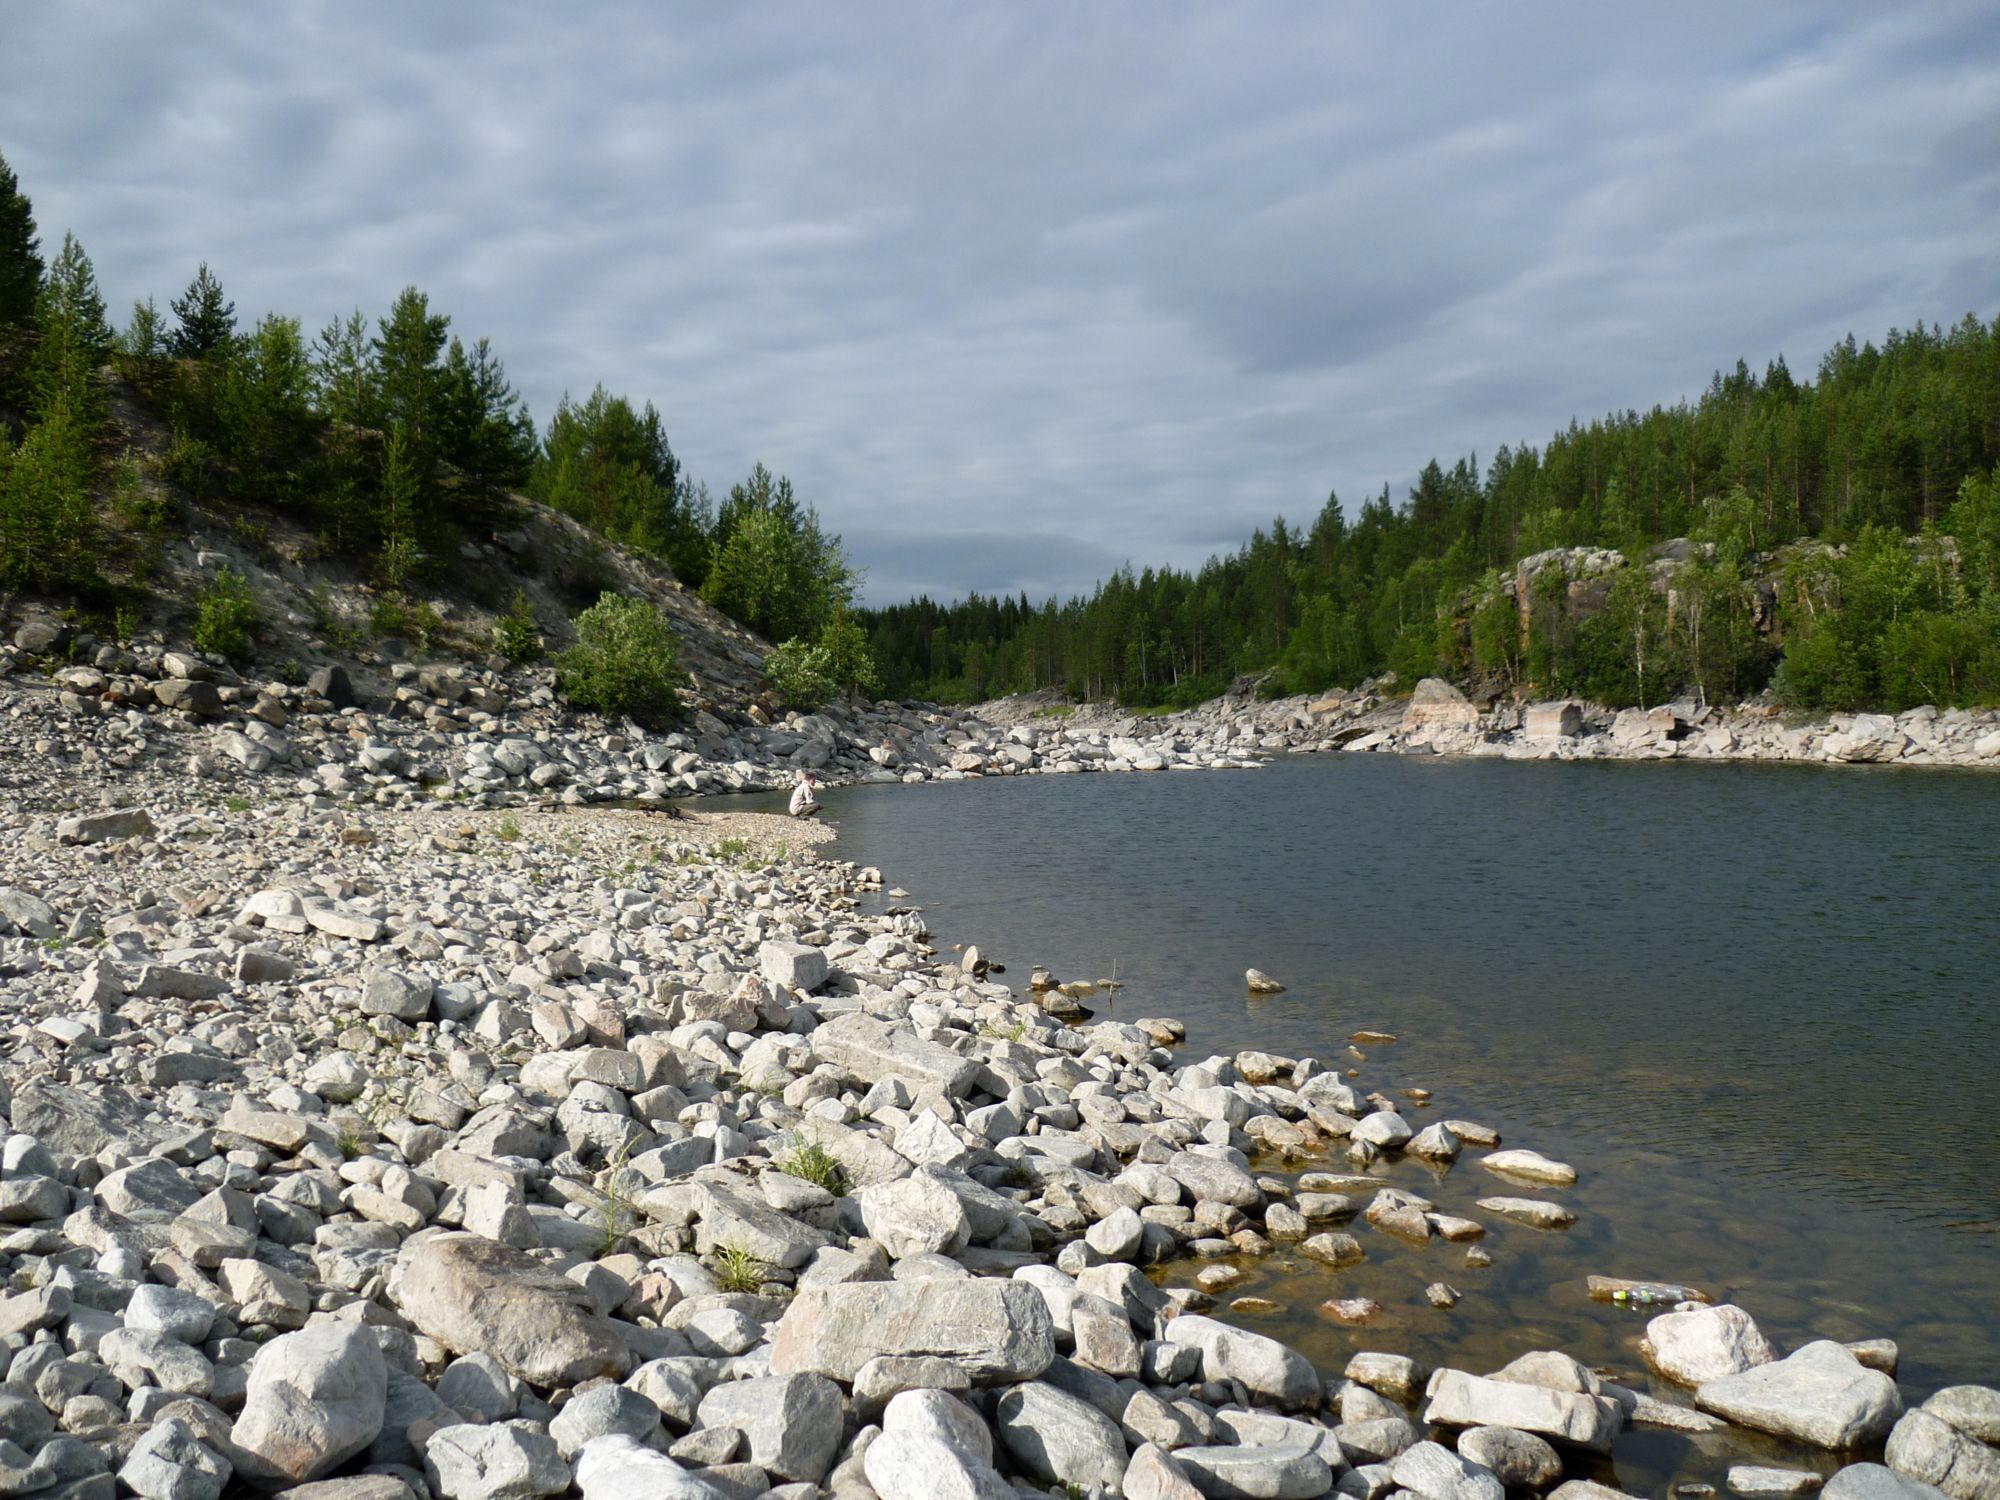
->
xmin=4 ymin=4 xmax=1997 ymax=603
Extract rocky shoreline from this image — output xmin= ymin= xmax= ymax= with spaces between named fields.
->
xmin=2 ymin=631 xmax=1998 ymax=1500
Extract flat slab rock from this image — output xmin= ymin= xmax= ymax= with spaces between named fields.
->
xmin=1697 ymin=1341 xmax=1903 ymax=1450
xmin=1424 ymin=1368 xmax=1623 ymax=1455
xmin=771 ymin=1278 xmax=1055 ymax=1384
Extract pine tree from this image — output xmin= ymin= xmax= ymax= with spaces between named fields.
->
xmin=167 ymin=263 xmax=236 ymax=360
xmin=311 ymin=310 xmax=374 ymax=425
xmin=122 ymin=297 xmax=164 ymax=358
xmin=0 ymin=150 xmax=40 ymax=327
xmin=377 ymin=424 xmax=421 ymax=591
xmin=372 ymin=286 xmax=448 ymax=451
xmin=30 ymin=232 xmax=112 ymax=422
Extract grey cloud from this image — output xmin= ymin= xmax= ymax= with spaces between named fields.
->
xmin=1 ymin=1 xmax=1995 ymax=606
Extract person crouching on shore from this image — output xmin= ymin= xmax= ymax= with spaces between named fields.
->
xmin=789 ymin=770 xmax=821 ymax=818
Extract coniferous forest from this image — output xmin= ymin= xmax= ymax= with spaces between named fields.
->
xmin=860 ymin=319 xmax=2000 ymax=713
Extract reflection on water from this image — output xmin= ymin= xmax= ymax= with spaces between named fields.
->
xmin=725 ymin=755 xmax=2000 ymax=1487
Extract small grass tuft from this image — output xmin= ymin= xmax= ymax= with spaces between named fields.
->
xmin=779 ymin=1138 xmax=849 ymax=1197
xmin=495 ymin=814 xmax=523 ymax=842
xmin=713 ymin=1244 xmax=766 ymax=1294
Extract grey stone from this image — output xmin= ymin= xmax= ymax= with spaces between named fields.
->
xmin=1729 ymin=1467 xmax=1827 ymax=1496
xmin=424 ymin=1420 xmax=571 ymax=1500
xmin=1126 ymin=1442 xmax=1209 ymax=1500
xmin=1164 ymin=1314 xmax=1320 ymax=1411
xmin=771 ymin=1278 xmax=1055 ymax=1383
xmin=1456 ymin=1427 xmax=1562 ymax=1490
xmin=865 ymin=1431 xmax=1015 ymax=1500
xmin=687 ymin=1173 xmax=834 ymax=1269
xmin=229 ymin=1323 xmax=388 ymax=1487
xmin=695 ymin=1373 xmax=844 ymax=1482
xmin=361 ymin=969 xmax=433 ymax=1021
xmin=1644 ymin=1304 xmax=1778 ymax=1386
xmin=572 ymin=1433 xmax=727 ymax=1500
xmin=549 ymin=1383 xmax=661 ymax=1460
xmin=1180 ymin=1444 xmax=1338 ymax=1499
xmin=859 ymin=1171 xmax=973 ymax=1260
xmin=126 ymin=1285 xmax=217 ymax=1344
xmin=0 ymin=888 xmax=57 ymax=938
xmin=57 ymin=808 xmax=156 ymax=843
xmin=884 ymin=1387 xmax=993 ymax=1465
xmin=119 ymin=1417 xmax=232 ymax=1500
xmin=1697 ymin=1341 xmax=1902 ymax=1450
xmin=1885 ymin=1409 xmax=2000 ymax=1500
xmin=1925 ymin=1389 xmax=2000 ymax=1445
xmin=759 ymin=941 xmax=828 ymax=991
xmin=1424 ymin=1369 xmax=1622 ymax=1454
xmin=809 ymin=1012 xmax=979 ymax=1095
xmin=391 ymin=1233 xmax=631 ymax=1387
xmin=1392 ymin=1440 xmax=1505 ymax=1500
xmin=1823 ymin=1466 xmax=1951 ymax=1500
xmin=995 ymin=1379 xmax=1129 ymax=1489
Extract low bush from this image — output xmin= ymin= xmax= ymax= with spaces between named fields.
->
xmin=762 ymin=638 xmax=837 ymax=710
xmin=191 ymin=566 xmax=258 ymax=660
xmin=556 ymin=591 xmax=683 ymax=728
xmin=493 ymin=589 xmax=542 ymax=663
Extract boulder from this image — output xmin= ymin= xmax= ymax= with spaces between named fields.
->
xmin=1644 ymin=1304 xmax=1778 ymax=1385
xmin=759 ymin=941 xmax=828 ymax=991
xmin=228 ymin=1323 xmax=388 ymax=1487
xmin=1162 ymin=1314 xmax=1319 ymax=1411
xmin=865 ymin=1431 xmax=1015 ymax=1500
xmin=392 ymin=1234 xmax=631 ymax=1387
xmin=994 ymin=1380 xmax=1128 ymax=1489
xmin=1392 ymin=1440 xmax=1507 ymax=1500
xmin=1424 ymin=1369 xmax=1622 ymax=1454
xmin=694 ymin=1373 xmax=845 ymax=1483
xmin=1457 ymin=1426 xmax=1563 ymax=1490
xmin=1924 ymin=1389 xmax=2000 ymax=1445
xmin=56 ymin=808 xmax=156 ymax=844
xmin=1823 ymin=1466 xmax=1952 ymax=1500
xmin=809 ymin=1012 xmax=980 ymax=1096
xmin=1884 ymin=1409 xmax=2000 ymax=1500
xmin=423 ymin=1420 xmax=571 ymax=1500
xmin=1525 ymin=702 xmax=1583 ymax=739
xmin=771 ymin=1279 xmax=1055 ymax=1383
xmin=1179 ymin=1443 xmax=1334 ymax=1499
xmin=1696 ymin=1341 xmax=1902 ymax=1450
xmin=309 ymin=664 xmax=357 ymax=708
xmin=859 ymin=1171 xmax=973 ymax=1260
xmin=121 ymin=1416 xmax=233 ymax=1500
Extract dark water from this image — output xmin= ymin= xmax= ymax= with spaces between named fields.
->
xmin=733 ymin=756 xmax=2000 ymax=1482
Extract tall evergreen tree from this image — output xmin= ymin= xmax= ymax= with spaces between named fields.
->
xmin=29 ymin=232 xmax=111 ymax=422
xmin=167 ymin=263 xmax=236 ymax=360
xmin=0 ymin=150 xmax=40 ymax=328
xmin=439 ymin=336 xmax=535 ymax=504
xmin=371 ymin=286 xmax=449 ymax=454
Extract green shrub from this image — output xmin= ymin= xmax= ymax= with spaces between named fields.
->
xmin=763 ymin=637 xmax=837 ymax=710
xmin=493 ymin=589 xmax=542 ymax=663
xmin=0 ymin=408 xmax=98 ymax=591
xmin=370 ymin=593 xmax=445 ymax=651
xmin=191 ymin=567 xmax=258 ymax=660
xmin=556 ymin=591 xmax=683 ymax=728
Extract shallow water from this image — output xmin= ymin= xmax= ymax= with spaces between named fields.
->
xmin=732 ymin=755 xmax=2000 ymax=1485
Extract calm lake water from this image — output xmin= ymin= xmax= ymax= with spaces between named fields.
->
xmin=731 ymin=754 xmax=2000 ymax=1485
